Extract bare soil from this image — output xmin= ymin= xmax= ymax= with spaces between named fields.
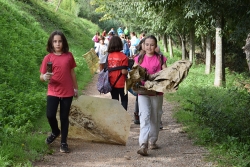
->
xmin=33 ymin=74 xmax=214 ymax=167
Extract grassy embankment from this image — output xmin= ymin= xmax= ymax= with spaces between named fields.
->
xmin=0 ymin=0 xmax=100 ymax=166
xmin=163 ymin=48 xmax=250 ymax=167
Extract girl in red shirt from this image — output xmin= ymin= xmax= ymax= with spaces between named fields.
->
xmin=40 ymin=30 xmax=78 ymax=153
xmin=107 ymin=36 xmax=129 ymax=110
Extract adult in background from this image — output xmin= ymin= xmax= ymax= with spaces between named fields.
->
xmin=117 ymin=27 xmax=123 ymax=37
xmin=124 ymin=26 xmax=129 ymax=38
xmin=129 ymin=32 xmax=140 ymax=57
xmin=107 ymin=36 xmax=129 ymax=110
xmin=134 ymin=35 xmax=167 ymax=156
xmin=108 ymin=28 xmax=115 ymax=35
xmin=120 ymin=33 xmax=130 ymax=56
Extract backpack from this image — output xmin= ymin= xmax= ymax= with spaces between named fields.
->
xmin=97 ymin=55 xmax=128 ymax=94
xmin=97 ymin=68 xmax=112 ymax=94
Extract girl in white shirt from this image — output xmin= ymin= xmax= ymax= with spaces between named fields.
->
xmin=95 ymin=36 xmax=108 ymax=71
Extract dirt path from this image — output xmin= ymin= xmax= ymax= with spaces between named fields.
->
xmin=34 ymin=74 xmax=214 ymax=167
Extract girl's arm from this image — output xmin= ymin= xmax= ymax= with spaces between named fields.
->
xmin=71 ymin=69 xmax=78 ymax=97
xmin=121 ymin=69 xmax=128 ymax=75
xmin=162 ymin=63 xmax=167 ymax=69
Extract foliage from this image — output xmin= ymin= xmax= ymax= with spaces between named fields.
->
xmin=90 ymin=0 xmax=250 ymax=72
xmin=167 ymin=61 xmax=250 ymax=166
xmin=0 ymin=0 xmax=99 ymax=165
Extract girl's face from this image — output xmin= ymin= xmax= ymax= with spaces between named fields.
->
xmin=53 ymin=35 xmax=63 ymax=54
xmin=144 ymin=38 xmax=156 ymax=56
xmin=100 ymin=39 xmax=104 ymax=44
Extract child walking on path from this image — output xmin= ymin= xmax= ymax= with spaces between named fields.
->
xmin=107 ymin=36 xmax=129 ymax=110
xmin=134 ymin=35 xmax=167 ymax=156
xmin=39 ymin=30 xmax=78 ymax=153
xmin=95 ymin=36 xmax=108 ymax=72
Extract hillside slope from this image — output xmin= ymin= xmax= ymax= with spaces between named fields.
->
xmin=0 ymin=0 xmax=99 ymax=166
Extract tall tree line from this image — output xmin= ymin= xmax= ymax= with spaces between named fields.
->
xmin=91 ymin=0 xmax=250 ymax=87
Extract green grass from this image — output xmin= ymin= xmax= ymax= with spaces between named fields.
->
xmin=163 ymin=53 xmax=250 ymax=166
xmin=0 ymin=0 xmax=100 ymax=166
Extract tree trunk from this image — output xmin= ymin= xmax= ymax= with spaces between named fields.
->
xmin=189 ymin=28 xmax=195 ymax=62
xmin=214 ymin=17 xmax=223 ymax=87
xmin=157 ymin=35 xmax=160 ymax=42
xmin=205 ymin=35 xmax=212 ymax=74
xmin=169 ymin=36 xmax=174 ymax=58
xmin=181 ymin=36 xmax=186 ymax=60
xmin=55 ymin=0 xmax=63 ymax=12
xmin=162 ymin=34 xmax=168 ymax=53
xmin=201 ymin=35 xmax=206 ymax=54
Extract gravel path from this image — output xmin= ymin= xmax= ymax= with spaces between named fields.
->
xmin=33 ymin=74 xmax=214 ymax=167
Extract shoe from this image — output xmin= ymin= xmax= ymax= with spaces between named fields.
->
xmin=160 ymin=121 xmax=163 ymax=129
xmin=45 ymin=131 xmax=60 ymax=145
xmin=60 ymin=143 xmax=70 ymax=153
xmin=149 ymin=143 xmax=159 ymax=150
xmin=137 ymin=144 xmax=148 ymax=156
xmin=134 ymin=112 xmax=140 ymax=124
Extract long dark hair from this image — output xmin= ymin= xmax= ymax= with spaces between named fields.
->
xmin=107 ymin=36 xmax=123 ymax=53
xmin=46 ymin=30 xmax=69 ymax=53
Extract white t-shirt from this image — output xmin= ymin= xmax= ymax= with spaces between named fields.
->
xmin=95 ymin=44 xmax=108 ymax=64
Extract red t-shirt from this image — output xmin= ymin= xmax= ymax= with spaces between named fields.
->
xmin=108 ymin=52 xmax=128 ymax=88
xmin=40 ymin=52 xmax=76 ymax=97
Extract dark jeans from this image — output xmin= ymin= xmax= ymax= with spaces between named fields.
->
xmin=46 ymin=96 xmax=73 ymax=144
xmin=110 ymin=88 xmax=128 ymax=110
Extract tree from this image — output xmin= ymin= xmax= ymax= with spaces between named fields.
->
xmin=205 ymin=35 xmax=212 ymax=74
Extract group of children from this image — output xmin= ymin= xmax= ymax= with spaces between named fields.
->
xmin=40 ymin=30 xmax=167 ymax=156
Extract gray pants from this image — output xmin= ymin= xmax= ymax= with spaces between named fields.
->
xmin=138 ymin=95 xmax=163 ymax=146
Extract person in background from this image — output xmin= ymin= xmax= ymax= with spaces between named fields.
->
xmin=107 ymin=36 xmax=129 ymax=110
xmin=40 ymin=30 xmax=78 ymax=153
xmin=134 ymin=35 xmax=167 ymax=156
xmin=102 ymin=30 xmax=106 ymax=37
xmin=92 ymin=32 xmax=100 ymax=49
xmin=108 ymin=28 xmax=115 ymax=35
xmin=95 ymin=36 xmax=108 ymax=72
xmin=104 ymin=31 xmax=114 ymax=46
xmin=125 ymin=35 xmax=131 ymax=49
xmin=129 ymin=32 xmax=140 ymax=57
xmin=140 ymin=32 xmax=146 ymax=40
xmin=120 ymin=33 xmax=130 ymax=56
xmin=117 ymin=27 xmax=123 ymax=36
xmin=124 ymin=26 xmax=129 ymax=38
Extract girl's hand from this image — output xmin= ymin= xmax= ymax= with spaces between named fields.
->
xmin=74 ymin=89 xmax=78 ymax=98
xmin=43 ymin=72 xmax=53 ymax=81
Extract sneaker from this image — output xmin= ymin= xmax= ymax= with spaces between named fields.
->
xmin=60 ymin=143 xmax=70 ymax=153
xmin=149 ymin=143 xmax=159 ymax=150
xmin=134 ymin=112 xmax=140 ymax=124
xmin=137 ymin=143 xmax=148 ymax=156
xmin=45 ymin=131 xmax=60 ymax=145
xmin=160 ymin=121 xmax=163 ymax=129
